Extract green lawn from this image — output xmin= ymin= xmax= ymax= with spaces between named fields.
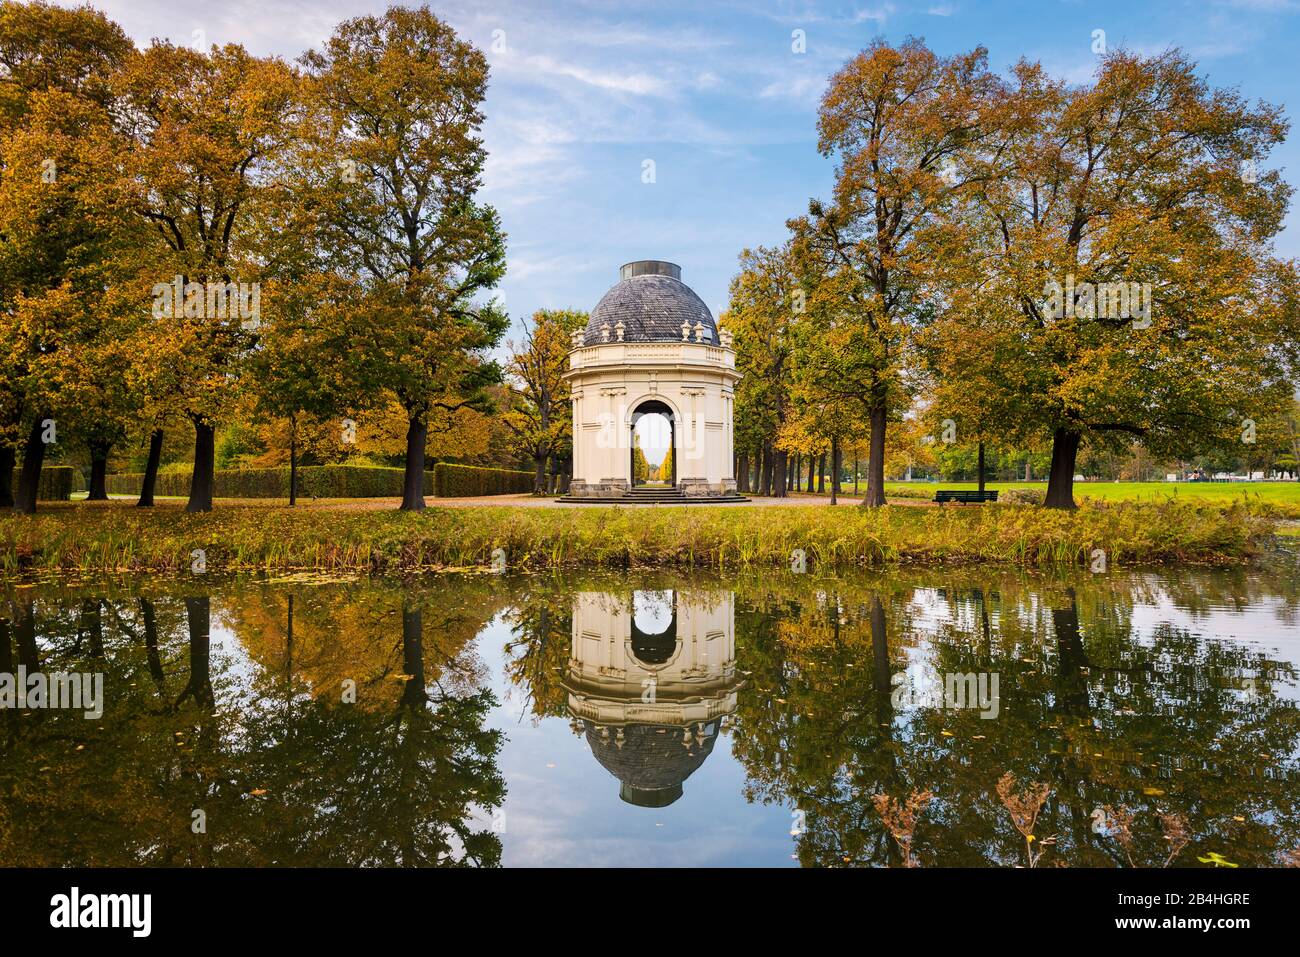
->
xmin=885 ymin=480 xmax=1300 ymax=515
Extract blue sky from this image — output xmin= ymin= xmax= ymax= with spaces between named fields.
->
xmin=71 ymin=0 xmax=1300 ymax=335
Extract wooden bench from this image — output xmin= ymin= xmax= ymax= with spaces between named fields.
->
xmin=934 ymin=489 xmax=999 ymax=504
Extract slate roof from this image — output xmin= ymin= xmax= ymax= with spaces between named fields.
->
xmin=583 ymin=262 xmax=718 ymax=346
xmin=583 ymin=720 xmax=720 ymax=808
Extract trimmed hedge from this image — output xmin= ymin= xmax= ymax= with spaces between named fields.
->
xmin=432 ymin=462 xmax=535 ymax=497
xmin=9 ymin=465 xmax=78 ymax=501
xmin=105 ymin=463 xmax=533 ymax=499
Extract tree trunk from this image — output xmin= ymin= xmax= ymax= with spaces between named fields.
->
xmin=137 ymin=428 xmax=163 ymax=507
xmin=87 ymin=439 xmax=110 ymax=500
xmin=1024 ymin=459 xmax=1032 ymax=482
xmin=141 ymin=597 xmax=165 ymax=692
xmin=180 ymin=596 xmax=214 ymax=710
xmin=14 ymin=599 xmax=38 ymax=670
xmin=774 ymin=449 xmax=788 ymax=498
xmin=289 ymin=419 xmax=298 ymax=507
xmin=854 ymin=456 xmax=859 ymax=495
xmin=533 ymin=453 xmax=547 ymax=495
xmin=977 ymin=441 xmax=986 ymax=495
xmin=830 ymin=437 xmax=840 ymax=505
xmin=0 ymin=443 xmax=14 ymax=508
xmin=817 ymin=453 xmax=826 ymax=493
xmin=737 ymin=451 xmax=750 ymax=493
xmin=13 ymin=417 xmax=48 ymax=515
xmin=862 ymin=403 xmax=887 ymax=508
xmin=286 ymin=593 xmax=295 ymax=686
xmin=78 ymin=598 xmax=105 ymax=657
xmin=869 ymin=594 xmax=890 ymax=695
xmin=760 ymin=442 xmax=773 ymax=496
xmin=400 ymin=415 xmax=428 ymax=511
xmin=1044 ymin=427 xmax=1081 ymax=510
xmin=400 ymin=603 xmax=427 ymax=708
xmin=186 ymin=420 xmax=216 ymax=513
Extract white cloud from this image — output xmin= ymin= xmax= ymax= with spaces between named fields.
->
xmin=520 ymin=54 xmax=670 ymax=96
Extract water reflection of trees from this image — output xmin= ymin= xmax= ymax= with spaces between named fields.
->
xmin=0 ymin=580 xmax=507 ymax=867
xmin=4 ymin=561 xmax=1298 ymax=868
xmin=728 ymin=569 xmax=1300 ymax=867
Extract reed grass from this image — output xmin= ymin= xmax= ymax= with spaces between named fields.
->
xmin=0 ymin=499 xmax=1277 ymax=576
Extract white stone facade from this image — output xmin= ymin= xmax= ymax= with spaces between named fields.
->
xmin=566 ymin=339 xmax=740 ymax=497
xmin=563 ymin=261 xmax=741 ymax=500
xmin=563 ymin=588 xmax=741 ymax=727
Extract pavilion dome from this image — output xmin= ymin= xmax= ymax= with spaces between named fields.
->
xmin=583 ymin=260 xmax=718 ymax=346
xmin=583 ymin=720 xmax=720 ymax=808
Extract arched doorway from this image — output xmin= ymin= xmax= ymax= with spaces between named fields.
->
xmin=630 ymin=400 xmax=675 ymax=487
xmin=629 ymin=589 xmax=677 ymax=664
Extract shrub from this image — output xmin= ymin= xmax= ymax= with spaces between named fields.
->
xmin=1001 ymin=488 xmax=1044 ymax=505
xmin=885 ymin=484 xmax=934 ymax=500
xmin=106 ymin=465 xmax=412 ymax=499
xmin=433 ymin=463 xmax=533 ymax=497
xmin=105 ymin=463 xmax=534 ymax=499
xmin=8 ymin=466 xmax=77 ymax=501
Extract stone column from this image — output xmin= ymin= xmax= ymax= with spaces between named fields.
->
xmin=571 ymin=388 xmax=583 ymax=483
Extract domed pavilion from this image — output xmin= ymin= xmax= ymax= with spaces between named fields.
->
xmin=562 ymin=261 xmax=744 ymax=502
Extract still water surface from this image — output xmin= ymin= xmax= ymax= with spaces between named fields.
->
xmin=2 ymin=560 xmax=1298 ymax=867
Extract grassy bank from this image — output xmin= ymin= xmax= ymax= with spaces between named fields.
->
xmin=882 ymin=480 xmax=1300 ymax=517
xmin=0 ymin=499 xmax=1278 ymax=575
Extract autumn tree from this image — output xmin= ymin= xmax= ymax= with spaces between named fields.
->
xmin=790 ymin=39 xmax=1004 ymax=507
xmin=0 ymin=0 xmax=134 ymax=512
xmin=631 ymin=433 xmax=649 ymax=485
xmin=302 ymin=5 xmax=507 ymax=511
xmin=113 ymin=41 xmax=301 ymax=512
xmin=503 ymin=309 xmax=586 ymax=494
xmin=727 ymin=243 xmax=801 ymax=497
xmin=249 ymin=274 xmax=370 ymax=504
xmin=927 ymin=51 xmax=1300 ymax=508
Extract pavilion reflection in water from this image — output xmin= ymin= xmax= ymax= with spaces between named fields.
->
xmin=562 ymin=589 xmax=743 ymax=808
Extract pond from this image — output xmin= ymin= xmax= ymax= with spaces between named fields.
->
xmin=2 ymin=558 xmax=1298 ymax=867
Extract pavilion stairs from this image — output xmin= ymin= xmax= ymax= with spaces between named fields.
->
xmin=558 ymin=484 xmax=749 ymax=505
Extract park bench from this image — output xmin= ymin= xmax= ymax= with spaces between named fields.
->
xmin=934 ymin=489 xmax=999 ymax=504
